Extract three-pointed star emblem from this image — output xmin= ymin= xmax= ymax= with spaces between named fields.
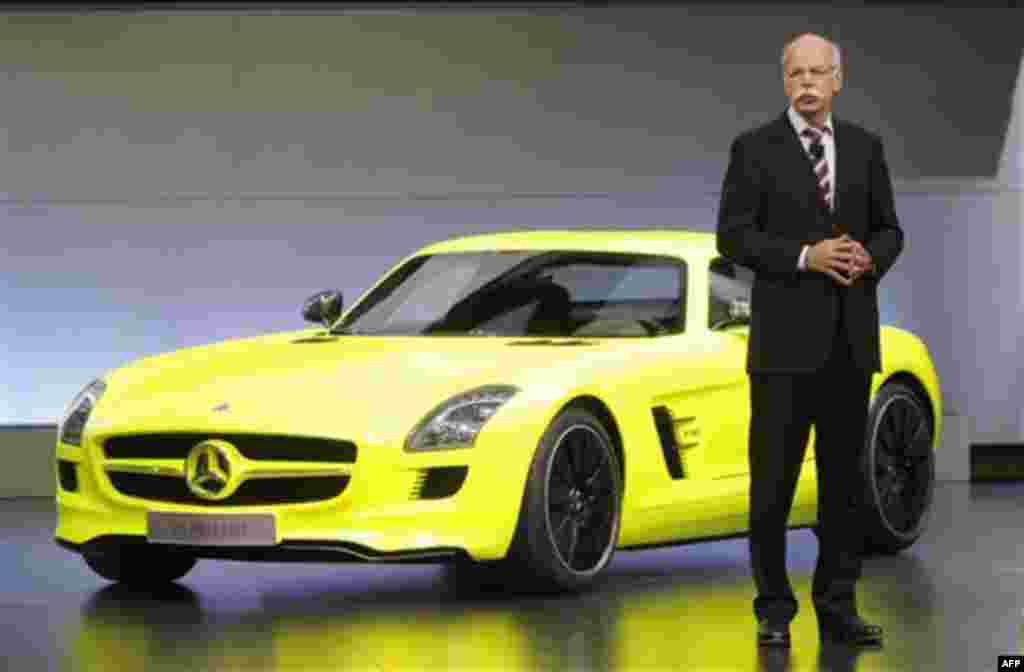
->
xmin=185 ymin=440 xmax=240 ymax=501
xmin=191 ymin=449 xmax=228 ymax=494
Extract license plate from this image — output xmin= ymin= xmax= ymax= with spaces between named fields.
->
xmin=147 ymin=512 xmax=276 ymax=547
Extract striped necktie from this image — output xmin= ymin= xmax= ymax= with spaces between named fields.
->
xmin=801 ymin=127 xmax=832 ymax=213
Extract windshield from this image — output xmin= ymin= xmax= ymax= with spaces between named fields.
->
xmin=332 ymin=250 xmax=687 ymax=337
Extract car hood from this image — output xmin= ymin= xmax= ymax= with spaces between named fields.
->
xmin=93 ymin=330 xmax=647 ymax=441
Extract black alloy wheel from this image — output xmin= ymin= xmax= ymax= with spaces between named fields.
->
xmin=861 ymin=382 xmax=936 ymax=553
xmin=546 ymin=424 xmax=619 ymax=573
xmin=506 ymin=407 xmax=622 ymax=592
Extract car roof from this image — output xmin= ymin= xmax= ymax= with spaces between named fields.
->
xmin=417 ymin=229 xmax=717 ymax=257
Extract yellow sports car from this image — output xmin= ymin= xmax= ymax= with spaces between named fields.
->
xmin=55 ymin=230 xmax=942 ymax=592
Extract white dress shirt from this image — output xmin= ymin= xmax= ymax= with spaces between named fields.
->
xmin=787 ymin=106 xmax=836 ymax=270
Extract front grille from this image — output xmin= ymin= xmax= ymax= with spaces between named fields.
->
xmin=104 ymin=434 xmax=357 ymax=463
xmin=108 ymin=473 xmax=350 ymax=506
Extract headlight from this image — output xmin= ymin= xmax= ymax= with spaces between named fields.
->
xmin=405 ymin=385 xmax=519 ymax=452
xmin=59 ymin=379 xmax=107 ymax=446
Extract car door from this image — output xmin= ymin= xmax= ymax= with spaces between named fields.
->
xmin=651 ymin=257 xmax=753 ymax=482
xmin=653 ymin=333 xmax=749 ymax=482
xmin=701 ymin=257 xmax=816 ymax=472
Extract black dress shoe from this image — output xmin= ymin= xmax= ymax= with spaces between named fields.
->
xmin=815 ymin=612 xmax=883 ymax=645
xmin=757 ymin=619 xmax=791 ymax=647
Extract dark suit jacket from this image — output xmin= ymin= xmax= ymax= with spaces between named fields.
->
xmin=716 ymin=112 xmax=904 ymax=373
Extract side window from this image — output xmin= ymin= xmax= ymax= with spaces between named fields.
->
xmin=709 ymin=257 xmax=753 ymax=330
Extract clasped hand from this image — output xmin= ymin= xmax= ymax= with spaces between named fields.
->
xmin=807 ymin=234 xmax=873 ymax=286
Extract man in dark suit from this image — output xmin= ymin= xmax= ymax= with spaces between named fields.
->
xmin=716 ymin=33 xmax=903 ymax=647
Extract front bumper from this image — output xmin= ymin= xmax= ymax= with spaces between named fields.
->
xmin=55 ymin=423 xmax=538 ymax=563
xmin=56 ymin=535 xmax=471 ymax=564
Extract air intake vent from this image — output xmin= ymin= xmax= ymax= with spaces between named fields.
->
xmin=412 ymin=466 xmax=468 ymax=500
xmin=104 ymin=434 xmax=357 ymax=463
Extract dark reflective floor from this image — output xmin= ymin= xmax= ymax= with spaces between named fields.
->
xmin=3 ymin=483 xmax=1022 ymax=671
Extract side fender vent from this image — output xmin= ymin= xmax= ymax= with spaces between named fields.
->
xmin=652 ymin=406 xmax=685 ymax=480
xmin=58 ymin=460 xmax=79 ymax=493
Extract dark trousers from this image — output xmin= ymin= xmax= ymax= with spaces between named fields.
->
xmin=747 ymin=311 xmax=871 ymax=624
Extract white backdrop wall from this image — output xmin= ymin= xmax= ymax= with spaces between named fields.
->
xmin=1 ymin=6 xmax=1022 ymax=444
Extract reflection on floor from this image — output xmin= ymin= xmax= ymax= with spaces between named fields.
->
xmin=2 ymin=482 xmax=1022 ymax=671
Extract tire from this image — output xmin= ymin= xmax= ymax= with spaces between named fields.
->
xmin=860 ymin=382 xmax=936 ymax=554
xmin=84 ymin=545 xmax=197 ymax=585
xmin=505 ymin=407 xmax=623 ymax=592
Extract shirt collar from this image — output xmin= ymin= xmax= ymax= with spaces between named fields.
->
xmin=788 ymin=106 xmax=833 ymax=138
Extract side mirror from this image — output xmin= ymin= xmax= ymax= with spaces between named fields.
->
xmin=302 ymin=290 xmax=344 ymax=327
